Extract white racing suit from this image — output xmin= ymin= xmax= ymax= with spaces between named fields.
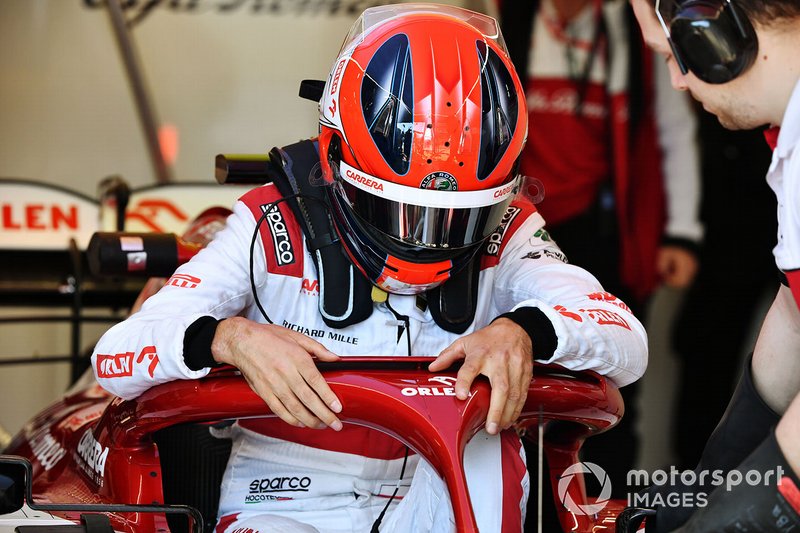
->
xmin=92 ymin=183 xmax=648 ymax=532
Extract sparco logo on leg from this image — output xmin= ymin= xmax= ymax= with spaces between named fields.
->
xmin=261 ymin=204 xmax=295 ymax=266
xmin=249 ymin=476 xmax=311 ymax=493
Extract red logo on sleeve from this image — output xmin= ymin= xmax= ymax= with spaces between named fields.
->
xmin=166 ymin=273 xmax=201 ymax=288
xmin=581 ymin=309 xmax=631 ymax=330
xmin=97 ymin=346 xmax=159 ymax=379
xmin=97 ymin=352 xmax=134 ymax=378
xmin=587 ymin=292 xmax=632 ymax=313
xmin=555 ymin=305 xmax=583 ymax=322
xmin=554 ymin=305 xmax=631 ymax=329
xmin=135 ymin=346 xmax=159 ymax=378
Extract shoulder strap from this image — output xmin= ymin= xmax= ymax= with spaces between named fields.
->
xmin=268 ymin=140 xmax=373 ymax=328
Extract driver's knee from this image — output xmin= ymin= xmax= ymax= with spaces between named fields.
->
xmin=216 ymin=513 xmax=322 ymax=533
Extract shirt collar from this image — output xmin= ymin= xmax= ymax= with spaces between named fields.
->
xmin=775 ymin=77 xmax=800 ymax=159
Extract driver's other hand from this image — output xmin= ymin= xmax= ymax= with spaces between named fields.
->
xmin=428 ymin=318 xmax=533 ymax=435
xmin=211 ymin=317 xmax=343 ymax=431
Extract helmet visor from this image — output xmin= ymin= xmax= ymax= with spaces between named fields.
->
xmin=333 ymin=161 xmax=520 ymax=249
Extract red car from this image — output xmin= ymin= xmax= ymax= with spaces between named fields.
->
xmin=0 ymin=199 xmax=643 ymax=533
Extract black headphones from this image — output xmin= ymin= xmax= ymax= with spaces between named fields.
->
xmin=656 ymin=0 xmax=758 ymax=84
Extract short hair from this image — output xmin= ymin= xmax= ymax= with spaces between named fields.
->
xmin=654 ymin=0 xmax=800 ymax=27
xmin=737 ymin=0 xmax=800 ymax=26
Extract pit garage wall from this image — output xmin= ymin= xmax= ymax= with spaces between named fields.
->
xmin=0 ymin=0 xmax=492 ymax=437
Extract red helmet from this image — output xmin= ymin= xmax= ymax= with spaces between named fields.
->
xmin=319 ymin=4 xmax=527 ymax=295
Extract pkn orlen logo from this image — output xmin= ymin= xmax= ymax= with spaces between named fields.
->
xmin=558 ymin=462 xmax=612 ymax=515
xmin=400 ymin=376 xmax=461 ymax=397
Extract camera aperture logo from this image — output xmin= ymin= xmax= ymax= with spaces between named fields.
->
xmin=558 ymin=462 xmax=612 ymax=515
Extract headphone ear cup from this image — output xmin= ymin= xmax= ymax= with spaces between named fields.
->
xmin=669 ymin=0 xmax=758 ymax=84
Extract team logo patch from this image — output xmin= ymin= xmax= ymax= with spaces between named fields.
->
xmin=533 ymin=228 xmax=552 ymax=242
xmin=420 ymin=172 xmax=458 ymax=191
xmin=166 ymin=273 xmax=201 ymax=288
xmin=261 ymin=204 xmax=295 ymax=267
xmin=521 ymin=248 xmax=568 ymax=263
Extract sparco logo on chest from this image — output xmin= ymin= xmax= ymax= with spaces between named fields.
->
xmin=262 ymin=204 xmax=295 ymax=266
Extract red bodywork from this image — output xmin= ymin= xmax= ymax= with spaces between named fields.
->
xmin=5 ymin=361 xmax=628 ymax=532
xmin=4 ymin=207 xmax=630 ymax=532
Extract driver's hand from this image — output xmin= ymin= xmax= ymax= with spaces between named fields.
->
xmin=428 ymin=318 xmax=533 ymax=435
xmin=211 ymin=317 xmax=343 ymax=431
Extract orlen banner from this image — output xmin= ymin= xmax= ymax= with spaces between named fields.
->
xmin=0 ymin=179 xmax=250 ymax=249
xmin=0 ymin=180 xmax=99 ymax=250
xmin=106 ymin=183 xmax=251 ymax=234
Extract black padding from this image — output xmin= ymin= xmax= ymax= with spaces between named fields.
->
xmin=183 ymin=316 xmax=222 ymax=371
xmin=428 ymin=257 xmax=481 ymax=333
xmin=153 ymin=424 xmax=232 ymax=533
xmin=269 ymin=141 xmax=373 ymax=328
xmin=495 ymin=307 xmax=558 ymax=358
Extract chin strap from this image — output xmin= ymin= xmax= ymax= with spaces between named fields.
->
xmin=267 ymin=139 xmax=481 ymax=333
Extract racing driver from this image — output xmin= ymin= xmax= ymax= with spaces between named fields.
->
xmin=92 ymin=4 xmax=648 ymax=532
